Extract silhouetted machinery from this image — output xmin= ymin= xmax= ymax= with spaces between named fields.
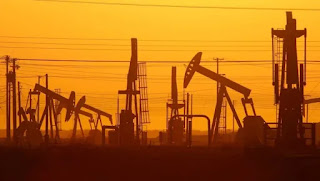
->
xmin=164 ymin=66 xmax=186 ymax=145
xmin=184 ymin=52 xmax=265 ymax=146
xmin=113 ymin=38 xmax=140 ymax=145
xmin=16 ymin=83 xmax=112 ymax=146
xmin=159 ymin=66 xmax=209 ymax=146
xmin=268 ymin=12 xmax=316 ymax=148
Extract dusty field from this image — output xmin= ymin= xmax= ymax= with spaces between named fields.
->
xmin=0 ymin=145 xmax=319 ymax=181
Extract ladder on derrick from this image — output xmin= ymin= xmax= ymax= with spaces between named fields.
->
xmin=137 ymin=62 xmax=151 ymax=132
xmin=219 ymin=99 xmax=227 ymax=134
xmin=273 ymin=31 xmax=283 ymax=123
xmin=217 ymin=81 xmax=227 ymax=134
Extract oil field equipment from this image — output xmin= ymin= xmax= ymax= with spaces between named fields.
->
xmin=269 ymin=12 xmax=315 ymax=148
xmin=104 ymin=38 xmax=150 ymax=146
xmin=184 ymin=52 xmax=265 ymax=146
xmin=166 ymin=66 xmax=186 ymax=145
xmin=167 ymin=114 xmax=211 ymax=147
xmin=16 ymin=82 xmax=112 ymax=146
xmin=117 ymin=38 xmax=140 ymax=145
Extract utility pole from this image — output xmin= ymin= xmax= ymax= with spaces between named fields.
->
xmin=214 ymin=57 xmax=224 ymax=95
xmin=232 ymin=100 xmax=235 ymax=133
xmin=37 ymin=76 xmax=41 ymax=122
xmin=5 ymin=55 xmax=10 ymax=141
xmin=29 ymin=89 xmax=32 ymax=121
xmin=45 ymin=74 xmax=49 ymax=145
xmin=18 ymin=82 xmax=21 ymax=125
xmin=12 ymin=58 xmax=17 ymax=139
xmin=5 ymin=56 xmax=19 ymax=142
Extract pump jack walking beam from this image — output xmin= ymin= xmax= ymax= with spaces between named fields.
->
xmin=33 ymin=83 xmax=112 ymax=140
xmin=184 ymin=52 xmax=251 ymax=98
xmin=34 ymin=84 xmax=93 ymax=121
xmin=34 ymin=84 xmax=112 ymax=125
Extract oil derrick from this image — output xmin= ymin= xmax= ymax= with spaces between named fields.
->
xmin=5 ymin=56 xmax=19 ymax=142
xmin=184 ymin=52 xmax=265 ymax=146
xmin=271 ymin=12 xmax=314 ymax=147
xmin=118 ymin=38 xmax=140 ymax=145
xmin=166 ymin=66 xmax=185 ymax=145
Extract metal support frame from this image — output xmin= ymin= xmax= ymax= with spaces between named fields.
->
xmin=271 ymin=12 xmax=308 ymax=147
xmin=118 ymin=38 xmax=140 ymax=145
xmin=167 ymin=66 xmax=186 ymax=145
xmin=101 ymin=125 xmax=118 ymax=145
xmin=169 ymin=114 xmax=211 ymax=147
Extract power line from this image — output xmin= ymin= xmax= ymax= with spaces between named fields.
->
xmin=2 ymin=41 xmax=320 ymax=47
xmin=0 ymin=35 xmax=313 ymax=42
xmin=2 ymin=35 xmax=320 ymax=43
xmin=0 ymin=35 xmax=127 ymax=41
xmin=14 ymin=58 xmax=320 ymax=63
xmin=16 ymin=58 xmax=212 ymax=63
xmin=2 ymin=45 xmax=319 ymax=52
xmin=0 ymin=41 xmax=130 ymax=46
xmin=35 ymin=0 xmax=320 ymax=11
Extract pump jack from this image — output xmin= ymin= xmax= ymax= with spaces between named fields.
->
xmin=34 ymin=84 xmax=112 ymax=138
xmin=271 ymin=12 xmax=315 ymax=147
xmin=118 ymin=38 xmax=140 ymax=145
xmin=166 ymin=66 xmax=185 ymax=145
xmin=184 ymin=52 xmax=265 ymax=145
xmin=16 ymin=83 xmax=112 ymax=146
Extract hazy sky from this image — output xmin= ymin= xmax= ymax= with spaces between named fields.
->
xmin=1 ymin=0 xmax=320 ymax=131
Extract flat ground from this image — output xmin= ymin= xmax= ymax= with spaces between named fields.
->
xmin=0 ymin=145 xmax=319 ymax=181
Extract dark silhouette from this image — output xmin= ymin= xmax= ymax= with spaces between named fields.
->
xmin=1 ymin=11 xmax=320 ymax=181
xmin=14 ymin=83 xmax=112 ymax=146
xmin=184 ymin=52 xmax=265 ymax=146
xmin=116 ymin=38 xmax=141 ymax=145
xmin=166 ymin=66 xmax=185 ymax=145
xmin=270 ymin=12 xmax=315 ymax=148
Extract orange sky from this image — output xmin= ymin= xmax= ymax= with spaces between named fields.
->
xmin=1 ymin=0 xmax=320 ymax=132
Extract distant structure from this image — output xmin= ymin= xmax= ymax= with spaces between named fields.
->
xmin=117 ymin=38 xmax=141 ymax=145
xmin=15 ymin=80 xmax=113 ymax=146
xmin=184 ymin=52 xmax=265 ymax=146
xmin=5 ymin=56 xmax=19 ymax=142
xmin=270 ymin=11 xmax=315 ymax=147
xmin=166 ymin=66 xmax=185 ymax=145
